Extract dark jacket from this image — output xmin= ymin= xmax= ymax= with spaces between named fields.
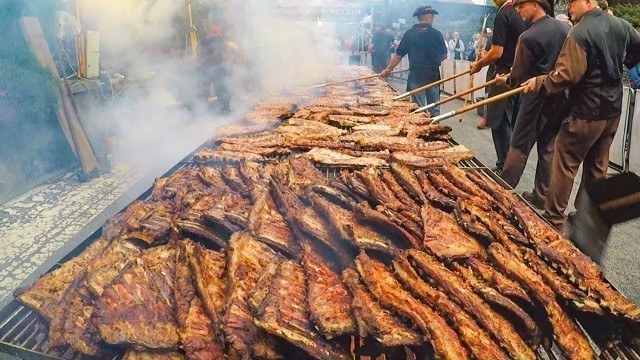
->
xmin=535 ymin=9 xmax=640 ymax=120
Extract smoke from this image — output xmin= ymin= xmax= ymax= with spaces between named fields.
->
xmin=76 ymin=0 xmax=342 ymax=173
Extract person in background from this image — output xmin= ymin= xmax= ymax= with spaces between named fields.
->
xmin=469 ymin=0 xmax=529 ymax=173
xmin=598 ymin=0 xmax=614 ymax=14
xmin=199 ymin=26 xmax=232 ymax=114
xmin=628 ymin=62 xmax=640 ymax=89
xmin=368 ymin=24 xmax=397 ymax=73
xmin=449 ymin=31 xmax=465 ymax=60
xmin=443 ymin=31 xmax=453 ymax=58
xmin=380 ymin=6 xmax=447 ymax=114
xmin=495 ymin=0 xmax=570 ymax=209
xmin=467 ymin=33 xmax=480 ymax=61
xmin=555 ymin=13 xmax=573 ymax=25
xmin=521 ymin=0 xmax=640 ymax=231
xmin=477 ymin=28 xmax=494 ymax=130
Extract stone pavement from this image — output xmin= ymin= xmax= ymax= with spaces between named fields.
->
xmin=0 ymin=162 xmax=145 ymax=303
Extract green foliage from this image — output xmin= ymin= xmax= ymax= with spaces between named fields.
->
xmin=612 ymin=4 xmax=640 ymax=29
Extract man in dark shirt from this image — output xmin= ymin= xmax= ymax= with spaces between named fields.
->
xmin=495 ymin=0 xmax=570 ymax=209
xmin=522 ymin=0 xmax=640 ymax=230
xmin=368 ymin=24 xmax=397 ymax=73
xmin=470 ymin=0 xmax=529 ymax=173
xmin=380 ymin=6 xmax=447 ymax=115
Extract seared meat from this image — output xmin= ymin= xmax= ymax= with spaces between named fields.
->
xmin=355 ymin=252 xmax=469 ymax=360
xmin=188 ymin=243 xmax=227 ymax=326
xmin=95 ymin=244 xmax=180 ymax=350
xmin=15 ymin=237 xmax=110 ymax=321
xmin=84 ymin=239 xmax=142 ymax=297
xmin=223 ymin=232 xmax=284 ymax=358
xmin=379 ymin=170 xmax=421 ymax=213
xmin=301 ymin=247 xmax=356 ymax=338
xmin=452 ymin=263 xmax=541 ymax=348
xmin=391 ymin=152 xmax=472 ymax=168
xmin=247 ymin=186 xmax=299 ymax=256
xmin=390 ymin=163 xmax=428 ymax=205
xmin=488 ymin=243 xmax=595 ymax=360
xmin=193 ymin=149 xmax=265 ymax=164
xmin=175 ymin=242 xmax=224 ymax=359
xmin=415 ymin=170 xmax=456 ymax=210
xmin=356 ymin=169 xmax=408 ymax=212
xmin=309 ymin=193 xmax=398 ymax=256
xmin=393 ymin=255 xmax=508 ymax=360
xmin=176 ymin=220 xmax=227 ymax=249
xmin=342 ymin=269 xmax=422 ymax=347
xmin=421 ymin=205 xmax=485 ymax=261
xmin=300 ymin=148 xmax=387 ymax=167
xmin=406 ymin=249 xmax=535 ymax=360
xmin=253 ymin=261 xmax=350 ymax=360
xmin=352 ymin=202 xmax=422 ymax=250
xmin=202 ymin=193 xmax=250 ymax=233
xmin=122 ymin=350 xmax=186 ymax=360
xmin=465 ymin=257 xmax=534 ymax=307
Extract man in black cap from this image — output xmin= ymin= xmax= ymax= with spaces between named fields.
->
xmin=469 ymin=0 xmax=529 ymax=173
xmin=522 ymin=0 xmax=640 ymax=231
xmin=494 ymin=0 xmax=570 ymax=209
xmin=380 ymin=6 xmax=447 ymax=115
xmin=368 ymin=24 xmax=398 ymax=73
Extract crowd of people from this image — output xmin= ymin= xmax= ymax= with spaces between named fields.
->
xmin=379 ymin=2 xmax=640 ymax=236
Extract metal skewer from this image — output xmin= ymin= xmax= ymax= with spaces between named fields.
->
xmin=412 ymin=79 xmax=497 ymax=114
xmin=430 ymin=86 xmax=525 ymax=124
xmin=312 ymin=69 xmax=409 ymax=88
xmin=392 ymin=70 xmax=471 ymax=100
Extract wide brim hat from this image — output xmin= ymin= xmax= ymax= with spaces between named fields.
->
xmin=413 ymin=6 xmax=439 ymax=17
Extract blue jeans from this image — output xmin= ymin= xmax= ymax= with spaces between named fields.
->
xmin=409 ymin=86 xmax=441 ymax=116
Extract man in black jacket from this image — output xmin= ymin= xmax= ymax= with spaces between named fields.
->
xmin=495 ymin=0 xmax=570 ymax=209
xmin=522 ymin=0 xmax=640 ymax=229
xmin=470 ymin=0 xmax=529 ymax=173
xmin=381 ymin=6 xmax=447 ymax=115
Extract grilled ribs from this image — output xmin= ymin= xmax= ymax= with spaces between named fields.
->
xmin=253 ymin=260 xmax=350 ymax=360
xmin=389 ymin=163 xmax=428 ymax=205
xmin=300 ymin=148 xmax=387 ymax=167
xmin=415 ymin=170 xmax=456 ymax=210
xmin=465 ymin=257 xmax=534 ymax=307
xmin=193 ymin=149 xmax=265 ymax=164
xmin=354 ymin=252 xmax=469 ymax=360
xmin=188 ymin=243 xmax=227 ymax=328
xmin=379 ymin=170 xmax=421 ymax=213
xmin=175 ymin=242 xmax=224 ymax=359
xmin=421 ymin=205 xmax=485 ymax=261
xmin=247 ymin=186 xmax=299 ymax=256
xmin=488 ymin=243 xmax=595 ymax=360
xmin=223 ymin=232 xmax=285 ymax=358
xmin=406 ymin=249 xmax=535 ymax=360
xmin=301 ymin=247 xmax=356 ymax=338
xmin=341 ymin=269 xmax=422 ymax=347
xmin=393 ymin=255 xmax=508 ymax=360
xmin=95 ymin=244 xmax=180 ymax=350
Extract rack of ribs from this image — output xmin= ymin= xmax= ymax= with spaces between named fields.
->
xmin=393 ymin=254 xmax=508 ymax=360
xmin=406 ymin=249 xmax=535 ymax=360
xmin=94 ymin=244 xmax=180 ymax=350
xmin=188 ymin=243 xmax=227 ymax=328
xmin=488 ymin=243 xmax=595 ymax=360
xmin=223 ymin=232 xmax=285 ymax=358
xmin=421 ymin=205 xmax=485 ymax=261
xmin=355 ymin=252 xmax=469 ymax=360
xmin=253 ymin=260 xmax=350 ymax=360
xmin=301 ymin=246 xmax=356 ymax=339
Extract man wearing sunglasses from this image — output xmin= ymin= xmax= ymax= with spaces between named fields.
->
xmin=522 ymin=0 xmax=640 ymax=231
xmin=494 ymin=0 xmax=570 ymax=210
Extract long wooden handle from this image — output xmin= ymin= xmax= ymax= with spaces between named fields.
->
xmin=313 ymin=69 xmax=409 ymax=88
xmin=393 ymin=70 xmax=471 ymax=100
xmin=413 ymin=79 xmax=497 ymax=113
xmin=431 ymin=86 xmax=525 ymax=124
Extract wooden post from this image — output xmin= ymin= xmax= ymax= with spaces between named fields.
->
xmin=19 ymin=17 xmax=100 ymax=176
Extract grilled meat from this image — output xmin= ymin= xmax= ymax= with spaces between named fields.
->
xmin=253 ymin=261 xmax=350 ymax=360
xmin=175 ymin=242 xmax=224 ymax=359
xmin=247 ymin=186 xmax=299 ymax=256
xmin=341 ymin=269 xmax=422 ymax=347
xmin=415 ymin=170 xmax=456 ymax=210
xmin=421 ymin=205 xmax=485 ymax=261
xmin=202 ymin=193 xmax=250 ymax=234
xmin=356 ymin=169 xmax=406 ymax=212
xmin=188 ymin=243 xmax=227 ymax=327
xmin=151 ymin=168 xmax=200 ymax=204
xmin=223 ymin=232 xmax=284 ymax=358
xmin=465 ymin=257 xmax=534 ymax=307
xmin=300 ymin=148 xmax=387 ymax=167
xmin=217 ymin=133 xmax=284 ymax=148
xmin=349 ymin=106 xmax=390 ymax=116
xmin=379 ymin=170 xmax=421 ymax=213
xmin=301 ymin=247 xmax=356 ymax=339
xmin=248 ymin=260 xmax=283 ymax=314
xmin=452 ymin=263 xmax=541 ymax=347
xmin=238 ymin=160 xmax=264 ymax=187
xmin=327 ymin=114 xmax=374 ymax=127
xmin=193 ymin=149 xmax=265 ymax=164
xmin=281 ymin=158 xmax=328 ymax=193
xmin=441 ymin=166 xmax=502 ymax=211
xmin=95 ymin=244 xmax=180 ymax=350
xmin=15 ymin=237 xmax=110 ymax=321
xmin=390 ymin=163 xmax=427 ymax=205
xmin=197 ymin=166 xmax=233 ymax=194
xmin=403 ymin=124 xmax=452 ymax=139
xmin=453 ymin=202 xmax=496 ymax=243
xmin=122 ymin=350 xmax=186 ymax=360
xmin=218 ymin=142 xmax=291 ymax=157
xmin=391 ymin=152 xmax=472 ymax=168
xmin=376 ymin=206 xmax=423 ymax=241
xmin=352 ymin=202 xmax=422 ymax=250
xmin=457 ymin=199 xmax=522 ymax=255
xmin=406 ymin=249 xmax=535 ymax=360
xmin=176 ymin=220 xmax=227 ymax=249
xmin=393 ymin=255 xmax=508 ymax=360
xmin=309 ymin=193 xmax=398 ymax=256
xmin=354 ymin=252 xmax=469 ymax=360
xmin=84 ymin=239 xmax=142 ymax=297
xmin=213 ymin=124 xmax=277 ymax=139
xmin=488 ymin=243 xmax=595 ymax=360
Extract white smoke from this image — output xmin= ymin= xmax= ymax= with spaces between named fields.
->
xmin=77 ymin=0 xmax=342 ymax=172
